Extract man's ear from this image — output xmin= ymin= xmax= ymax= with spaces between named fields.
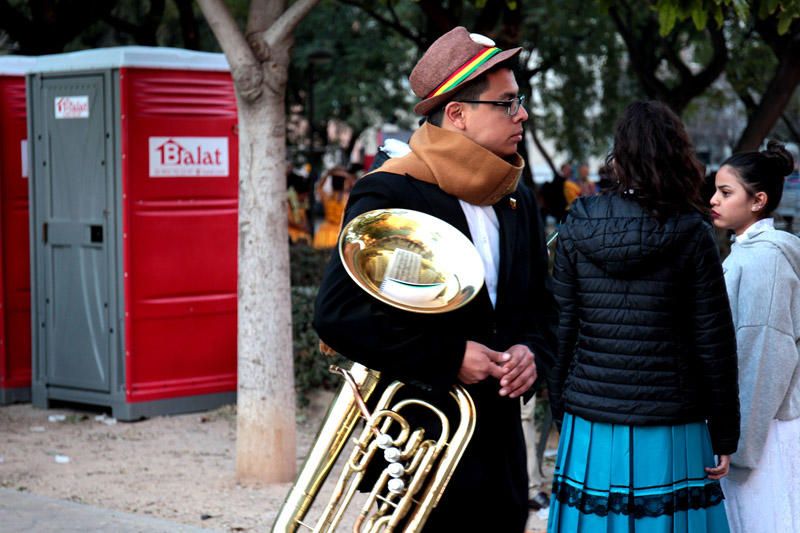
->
xmin=444 ymin=101 xmax=467 ymax=130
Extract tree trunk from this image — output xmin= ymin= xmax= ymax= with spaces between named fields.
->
xmin=235 ymin=90 xmax=296 ymax=483
xmin=734 ymin=48 xmax=800 ymax=151
xmin=197 ymin=0 xmax=320 ymax=484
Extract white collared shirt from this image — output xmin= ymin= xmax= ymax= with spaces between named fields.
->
xmin=736 ymin=218 xmax=775 ymax=243
xmin=458 ymin=200 xmax=500 ymax=307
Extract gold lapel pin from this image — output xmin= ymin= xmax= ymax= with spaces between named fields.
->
xmin=509 ymin=197 xmax=517 ymax=210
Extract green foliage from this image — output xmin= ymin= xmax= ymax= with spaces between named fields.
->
xmin=0 ymin=0 xmax=220 ymax=54
xmin=290 ymin=244 xmax=333 ymax=287
xmin=289 ymin=0 xmax=418 ymax=136
xmin=526 ymin=0 xmax=642 ymax=161
xmin=292 ymin=286 xmax=346 ymax=407
xmin=725 ymin=21 xmax=778 ymax=103
xmin=648 ymin=0 xmax=800 ymax=35
xmin=303 ymin=0 xmax=644 ymax=163
xmin=290 ymin=246 xmax=347 ymax=407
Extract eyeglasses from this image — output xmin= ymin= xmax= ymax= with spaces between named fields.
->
xmin=456 ymin=95 xmax=526 ymax=116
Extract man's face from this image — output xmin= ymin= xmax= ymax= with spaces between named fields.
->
xmin=458 ymin=68 xmax=528 ymax=158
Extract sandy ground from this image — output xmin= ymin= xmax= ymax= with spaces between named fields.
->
xmin=0 ymin=391 xmax=553 ymax=532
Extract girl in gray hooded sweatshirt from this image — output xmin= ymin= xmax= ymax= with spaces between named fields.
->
xmin=710 ymin=141 xmax=800 ymax=533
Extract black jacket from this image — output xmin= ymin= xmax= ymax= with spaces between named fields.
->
xmin=313 ymin=171 xmax=556 ymax=531
xmin=551 ymin=194 xmax=740 ymax=455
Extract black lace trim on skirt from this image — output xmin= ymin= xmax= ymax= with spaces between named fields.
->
xmin=551 ymin=477 xmax=725 ymax=519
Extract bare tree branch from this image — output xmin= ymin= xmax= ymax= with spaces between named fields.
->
xmin=691 ymin=25 xmax=728 ymax=95
xmin=610 ymin=1 xmax=728 ymax=113
xmin=337 ymin=0 xmax=423 ymax=46
xmin=262 ymin=0 xmax=319 ymax=50
xmin=733 ymin=84 xmax=758 ymax=112
xmin=527 ymin=119 xmax=557 ymax=176
xmin=662 ymin=34 xmax=693 ymax=80
xmin=781 ymin=113 xmax=800 ymax=145
xmin=386 ymin=0 xmax=404 ymax=31
xmin=525 ymin=57 xmax=556 ymax=79
xmin=608 ymin=3 xmax=671 ymax=100
xmin=196 ymin=0 xmax=262 ymax=101
xmin=247 ymin=0 xmax=284 ymax=36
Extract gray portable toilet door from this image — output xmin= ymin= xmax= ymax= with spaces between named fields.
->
xmin=38 ymin=75 xmax=112 ymax=393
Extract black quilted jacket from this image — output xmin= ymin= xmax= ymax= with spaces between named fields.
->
xmin=551 ymin=194 xmax=740 ymax=455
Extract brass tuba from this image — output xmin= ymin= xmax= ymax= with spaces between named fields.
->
xmin=272 ymin=209 xmax=485 ymax=532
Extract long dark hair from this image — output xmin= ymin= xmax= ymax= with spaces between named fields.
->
xmin=720 ymin=140 xmax=795 ymax=216
xmin=606 ymin=101 xmax=705 ymax=220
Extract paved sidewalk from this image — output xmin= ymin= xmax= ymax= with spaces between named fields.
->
xmin=0 ymin=489 xmax=221 ymax=533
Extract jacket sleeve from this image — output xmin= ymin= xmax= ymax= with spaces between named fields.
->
xmin=730 ymin=251 xmax=798 ymax=471
xmin=549 ymin=221 xmax=579 ymax=423
xmin=312 ymin=175 xmax=466 ymax=391
xmin=520 ymin=188 xmax=558 ymax=395
xmin=692 ymin=226 xmax=740 ymax=455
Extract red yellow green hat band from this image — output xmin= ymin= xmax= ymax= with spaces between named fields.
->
xmin=426 ymin=47 xmax=502 ymax=98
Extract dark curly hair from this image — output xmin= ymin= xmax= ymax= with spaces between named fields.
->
xmin=720 ymin=140 xmax=795 ymax=217
xmin=606 ymin=101 xmax=706 ymax=220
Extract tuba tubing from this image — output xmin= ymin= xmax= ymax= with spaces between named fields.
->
xmin=271 ymin=364 xmax=381 ymax=533
xmin=272 ymin=363 xmax=476 ymax=532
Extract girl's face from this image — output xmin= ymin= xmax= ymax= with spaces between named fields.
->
xmin=709 ymin=165 xmax=763 ymax=235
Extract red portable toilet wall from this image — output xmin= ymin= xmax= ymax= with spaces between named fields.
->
xmin=0 ymin=57 xmax=35 ymax=404
xmin=122 ymin=65 xmax=239 ymax=406
xmin=27 ymin=48 xmax=238 ymax=419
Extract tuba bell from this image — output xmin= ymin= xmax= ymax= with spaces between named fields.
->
xmin=272 ymin=208 xmax=485 ymax=532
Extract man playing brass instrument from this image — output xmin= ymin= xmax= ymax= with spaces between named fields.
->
xmin=314 ymin=26 xmax=556 ymax=532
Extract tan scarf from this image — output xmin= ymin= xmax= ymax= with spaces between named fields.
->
xmin=375 ymin=121 xmax=524 ymax=206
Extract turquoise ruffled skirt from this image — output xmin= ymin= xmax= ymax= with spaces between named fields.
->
xmin=548 ymin=413 xmax=730 ymax=533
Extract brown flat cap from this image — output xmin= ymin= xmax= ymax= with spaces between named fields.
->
xmin=410 ymin=26 xmax=522 ymax=116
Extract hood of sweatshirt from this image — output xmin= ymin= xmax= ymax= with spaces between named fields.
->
xmin=564 ymin=194 xmax=708 ymax=277
xmin=734 ymin=225 xmax=800 ymax=278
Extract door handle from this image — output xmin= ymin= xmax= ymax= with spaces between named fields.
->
xmin=90 ymin=225 xmax=103 ymax=243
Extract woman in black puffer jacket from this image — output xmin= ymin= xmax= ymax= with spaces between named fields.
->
xmin=547 ymin=101 xmax=740 ymax=533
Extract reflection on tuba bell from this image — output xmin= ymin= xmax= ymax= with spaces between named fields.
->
xmin=272 ymin=209 xmax=485 ymax=532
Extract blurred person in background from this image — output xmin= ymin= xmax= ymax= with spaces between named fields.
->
xmin=576 ymin=163 xmax=597 ymax=196
xmin=539 ymin=163 xmax=574 ymax=224
xmin=287 ymin=161 xmax=312 ymax=244
xmin=561 ymin=162 xmax=581 ymax=206
xmin=312 ymin=166 xmax=355 ymax=249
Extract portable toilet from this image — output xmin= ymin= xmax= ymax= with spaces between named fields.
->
xmin=0 ymin=56 xmax=35 ymax=404
xmin=27 ymin=47 xmax=238 ymax=419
